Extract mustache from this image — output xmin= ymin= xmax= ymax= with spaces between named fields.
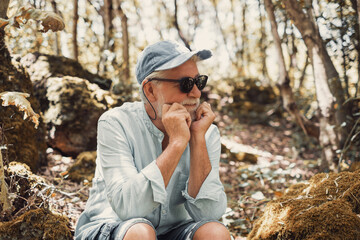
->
xmin=180 ymin=98 xmax=200 ymax=108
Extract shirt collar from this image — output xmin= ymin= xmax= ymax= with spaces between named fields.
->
xmin=141 ymin=102 xmax=164 ymax=140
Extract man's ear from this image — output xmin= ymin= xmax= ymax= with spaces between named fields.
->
xmin=143 ymin=80 xmax=157 ymax=102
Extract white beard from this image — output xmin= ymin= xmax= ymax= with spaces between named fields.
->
xmin=155 ymin=95 xmax=200 ymax=121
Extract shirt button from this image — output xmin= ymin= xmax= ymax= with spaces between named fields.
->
xmin=162 ymin=210 xmax=167 ymax=214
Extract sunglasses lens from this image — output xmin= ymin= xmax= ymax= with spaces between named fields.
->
xmin=179 ymin=75 xmax=208 ymax=93
xmin=180 ymin=77 xmax=195 ymax=93
xmin=195 ymin=75 xmax=208 ymax=90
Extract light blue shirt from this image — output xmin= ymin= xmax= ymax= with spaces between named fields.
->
xmin=75 ymin=101 xmax=227 ymax=238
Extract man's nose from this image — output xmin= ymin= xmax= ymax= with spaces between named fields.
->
xmin=188 ymin=84 xmax=201 ymax=98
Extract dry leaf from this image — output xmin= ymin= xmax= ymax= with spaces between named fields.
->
xmin=0 ymin=91 xmax=39 ymax=129
xmin=0 ymin=6 xmax=65 ymax=32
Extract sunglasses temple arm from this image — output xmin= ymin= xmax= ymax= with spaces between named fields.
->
xmin=142 ymin=81 xmax=157 ymax=121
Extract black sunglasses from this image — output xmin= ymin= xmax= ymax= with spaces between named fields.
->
xmin=148 ymin=75 xmax=208 ymax=93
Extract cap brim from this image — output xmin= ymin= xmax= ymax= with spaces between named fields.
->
xmin=155 ymin=49 xmax=212 ymax=71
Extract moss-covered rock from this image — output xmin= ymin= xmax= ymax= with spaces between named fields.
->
xmin=0 ymin=29 xmax=47 ymax=172
xmin=0 ymin=208 xmax=72 ymax=240
xmin=248 ymin=170 xmax=360 ymax=239
xmin=67 ymin=151 xmax=96 ymax=183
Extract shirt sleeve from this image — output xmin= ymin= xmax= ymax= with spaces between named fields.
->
xmin=182 ymin=125 xmax=227 ymax=221
xmin=97 ymin=117 xmax=167 ymax=221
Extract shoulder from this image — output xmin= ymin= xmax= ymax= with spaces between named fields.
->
xmin=99 ymin=101 xmax=143 ymax=124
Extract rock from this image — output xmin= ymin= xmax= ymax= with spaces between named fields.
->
xmin=248 ymin=170 xmax=360 ymax=239
xmin=18 ymin=53 xmax=126 ymax=156
xmin=0 ymin=34 xmax=47 ymax=172
xmin=67 ymin=151 xmax=96 ymax=183
xmin=20 ymin=52 xmax=112 ymax=90
xmin=226 ymin=78 xmax=281 ymax=123
xmin=41 ymin=76 xmax=118 ymax=156
xmin=221 ymin=143 xmax=258 ymax=164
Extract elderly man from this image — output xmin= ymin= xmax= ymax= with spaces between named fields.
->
xmin=75 ymin=40 xmax=230 ymax=240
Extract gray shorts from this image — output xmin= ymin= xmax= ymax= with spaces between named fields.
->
xmin=85 ymin=218 xmax=223 ymax=240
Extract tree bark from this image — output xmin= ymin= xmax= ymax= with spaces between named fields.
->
xmin=73 ymin=0 xmax=79 ymax=61
xmin=97 ymin=0 xmax=113 ymax=75
xmin=114 ymin=0 xmax=130 ymax=83
xmin=174 ymin=0 xmax=191 ymax=50
xmin=242 ymin=1 xmax=248 ymax=74
xmin=0 ymin=0 xmax=10 ymax=56
xmin=51 ymin=0 xmax=61 ymax=56
xmin=258 ymin=0 xmax=270 ymax=83
xmin=264 ymin=0 xmax=319 ymax=139
xmin=356 ymin=0 xmax=360 ymax=96
xmin=0 ymin=0 xmax=10 ymax=19
xmin=283 ymin=0 xmax=348 ymax=171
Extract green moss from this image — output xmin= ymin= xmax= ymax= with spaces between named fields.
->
xmin=67 ymin=151 xmax=96 ymax=183
xmin=0 ymin=36 xmax=46 ymax=172
xmin=0 ymin=208 xmax=72 ymax=240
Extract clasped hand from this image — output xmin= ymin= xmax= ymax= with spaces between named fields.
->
xmin=162 ymin=102 xmax=215 ymax=145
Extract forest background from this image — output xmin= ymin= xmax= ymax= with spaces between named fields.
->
xmin=0 ymin=0 xmax=360 ymax=239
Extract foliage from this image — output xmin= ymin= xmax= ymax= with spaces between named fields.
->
xmin=0 ymin=91 xmax=39 ymax=129
xmin=1 ymin=6 xmax=64 ymax=32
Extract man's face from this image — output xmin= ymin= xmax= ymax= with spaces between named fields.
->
xmin=154 ymin=60 xmax=201 ymax=121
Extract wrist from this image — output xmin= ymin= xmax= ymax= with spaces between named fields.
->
xmin=190 ymin=133 xmax=206 ymax=145
xmin=169 ymin=137 xmax=188 ymax=150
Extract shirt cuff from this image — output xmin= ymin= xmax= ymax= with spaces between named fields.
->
xmin=141 ymin=160 xmax=167 ymax=204
xmin=181 ymin=168 xmax=221 ymax=203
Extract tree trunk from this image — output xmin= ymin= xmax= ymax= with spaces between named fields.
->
xmin=73 ymin=0 xmax=79 ymax=60
xmin=98 ymin=0 xmax=113 ymax=76
xmin=51 ymin=0 xmax=61 ymax=56
xmin=264 ymin=0 xmax=319 ymax=139
xmin=113 ymin=0 xmax=130 ymax=83
xmin=356 ymin=0 xmax=360 ymax=96
xmin=258 ymin=0 xmax=270 ymax=83
xmin=242 ymin=1 xmax=248 ymax=75
xmin=174 ymin=0 xmax=191 ymax=50
xmin=118 ymin=1 xmax=129 ymax=83
xmin=283 ymin=0 xmax=348 ymax=171
xmin=0 ymin=0 xmax=10 ymax=19
xmin=0 ymin=0 xmax=10 ymax=54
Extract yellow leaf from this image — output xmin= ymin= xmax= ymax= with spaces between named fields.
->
xmin=0 ymin=91 xmax=39 ymax=129
xmin=1 ymin=6 xmax=65 ymax=32
xmin=274 ymin=191 xmax=283 ymax=198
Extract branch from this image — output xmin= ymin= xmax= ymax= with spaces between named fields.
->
xmin=174 ymin=0 xmax=191 ymax=50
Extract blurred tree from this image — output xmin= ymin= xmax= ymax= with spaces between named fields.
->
xmin=73 ymin=0 xmax=78 ymax=60
xmin=174 ymin=0 xmax=191 ymax=50
xmin=50 ymin=0 xmax=61 ymax=55
xmin=264 ymin=0 xmax=319 ymax=139
xmin=283 ymin=0 xmax=349 ymax=171
xmin=113 ymin=0 xmax=130 ymax=83
xmin=257 ymin=0 xmax=270 ymax=82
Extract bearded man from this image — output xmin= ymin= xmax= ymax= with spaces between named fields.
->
xmin=75 ymin=40 xmax=231 ymax=240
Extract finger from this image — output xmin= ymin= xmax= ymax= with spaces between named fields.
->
xmin=196 ymin=106 xmax=206 ymax=120
xmin=169 ymin=102 xmax=187 ymax=111
xmin=162 ymin=104 xmax=171 ymax=114
xmin=185 ymin=112 xmax=192 ymax=128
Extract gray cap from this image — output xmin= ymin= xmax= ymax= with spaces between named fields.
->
xmin=135 ymin=40 xmax=212 ymax=85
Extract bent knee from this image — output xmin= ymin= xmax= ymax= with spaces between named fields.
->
xmin=193 ymin=222 xmax=231 ymax=240
xmin=123 ymin=223 xmax=156 ymax=240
